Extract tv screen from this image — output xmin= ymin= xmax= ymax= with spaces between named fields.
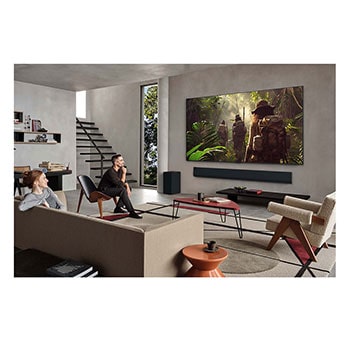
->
xmin=186 ymin=85 xmax=303 ymax=165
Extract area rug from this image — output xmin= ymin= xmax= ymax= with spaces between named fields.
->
xmin=210 ymin=238 xmax=279 ymax=274
xmin=140 ymin=202 xmax=336 ymax=277
xmin=93 ymin=202 xmax=335 ymax=277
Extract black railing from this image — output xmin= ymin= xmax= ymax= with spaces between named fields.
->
xmin=76 ymin=117 xmax=105 ymax=179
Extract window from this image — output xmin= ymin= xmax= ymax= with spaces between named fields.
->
xmin=141 ymin=84 xmax=158 ymax=186
xmin=76 ymin=90 xmax=86 ymax=119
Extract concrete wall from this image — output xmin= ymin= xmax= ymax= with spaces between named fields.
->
xmin=168 ymin=64 xmax=335 ymax=201
xmin=87 ymin=83 xmax=141 ymax=185
xmin=14 ymin=82 xmax=76 ymax=190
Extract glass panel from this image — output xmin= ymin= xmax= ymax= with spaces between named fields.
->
xmin=141 ymin=84 xmax=158 ymax=186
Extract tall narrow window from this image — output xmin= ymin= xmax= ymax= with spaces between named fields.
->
xmin=141 ymin=84 xmax=158 ymax=186
xmin=76 ymin=90 xmax=86 ymax=119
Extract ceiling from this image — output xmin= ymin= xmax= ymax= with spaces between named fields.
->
xmin=14 ymin=64 xmax=229 ymax=91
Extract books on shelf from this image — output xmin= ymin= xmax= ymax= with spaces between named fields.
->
xmin=39 ymin=161 xmax=65 ymax=171
xmin=46 ymin=260 xmax=94 ymax=277
xmin=206 ymin=196 xmax=231 ymax=203
xmin=32 ymin=119 xmax=42 ymax=132
xmin=83 ymin=269 xmax=99 ymax=278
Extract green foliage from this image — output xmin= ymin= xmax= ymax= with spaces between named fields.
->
xmin=186 ymin=120 xmax=227 ymax=161
xmin=186 ymin=96 xmax=224 ymax=130
xmin=143 ymin=85 xmax=158 ymax=185
xmin=186 ymin=120 xmax=220 ymax=149
xmin=186 ymin=143 xmax=227 ymax=161
xmin=250 ymin=90 xmax=270 ymax=105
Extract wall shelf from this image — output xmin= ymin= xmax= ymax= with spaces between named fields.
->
xmin=14 ymin=131 xmax=61 ymax=144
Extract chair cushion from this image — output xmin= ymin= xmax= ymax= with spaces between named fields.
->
xmin=265 ymin=214 xmax=281 ymax=232
xmin=311 ymin=192 xmax=336 ymax=235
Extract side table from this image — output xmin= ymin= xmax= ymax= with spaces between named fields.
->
xmin=182 ymin=244 xmax=228 ymax=277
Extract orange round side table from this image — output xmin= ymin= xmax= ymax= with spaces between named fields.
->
xmin=182 ymin=244 xmax=228 ymax=277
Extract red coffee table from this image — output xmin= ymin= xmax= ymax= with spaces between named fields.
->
xmin=182 ymin=244 xmax=228 ymax=277
xmin=172 ymin=197 xmax=243 ymax=238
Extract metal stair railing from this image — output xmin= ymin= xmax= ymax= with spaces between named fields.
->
xmin=76 ymin=117 xmax=105 ymax=179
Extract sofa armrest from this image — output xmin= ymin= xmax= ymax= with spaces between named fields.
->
xmin=268 ymin=201 xmax=313 ymax=224
xmin=144 ymin=213 xmax=204 ymax=277
xmin=54 ymin=191 xmax=67 ymax=210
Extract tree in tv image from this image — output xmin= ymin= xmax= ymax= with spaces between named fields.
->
xmin=143 ymin=84 xmax=158 ymax=185
xmin=186 ymin=86 xmax=303 ymax=165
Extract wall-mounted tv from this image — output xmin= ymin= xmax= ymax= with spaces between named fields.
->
xmin=186 ymin=85 xmax=303 ymax=165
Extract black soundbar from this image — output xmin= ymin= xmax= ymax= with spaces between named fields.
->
xmin=193 ymin=167 xmax=292 ymax=184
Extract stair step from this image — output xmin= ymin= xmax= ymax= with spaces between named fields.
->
xmin=77 ymin=126 xmax=99 ymax=130
xmin=85 ymin=159 xmax=110 ymax=163
xmin=80 ymin=152 xmax=115 ymax=156
xmin=76 ymin=119 xmax=125 ymax=178
xmin=76 ymin=132 xmax=103 ymax=136
xmin=76 ymin=138 xmax=108 ymax=142
xmin=76 ymin=120 xmax=95 ymax=125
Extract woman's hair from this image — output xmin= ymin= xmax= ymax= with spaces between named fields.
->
xmin=22 ymin=170 xmax=43 ymax=188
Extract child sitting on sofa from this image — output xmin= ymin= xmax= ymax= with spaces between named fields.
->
xmin=18 ymin=169 xmax=66 ymax=211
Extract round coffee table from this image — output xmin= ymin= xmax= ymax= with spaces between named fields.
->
xmin=182 ymin=244 xmax=228 ymax=277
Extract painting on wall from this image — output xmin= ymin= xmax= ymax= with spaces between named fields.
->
xmin=186 ymin=85 xmax=304 ymax=165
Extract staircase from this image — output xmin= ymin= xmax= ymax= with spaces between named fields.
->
xmin=76 ymin=118 xmax=114 ymax=181
xmin=76 ymin=118 xmax=136 ymax=183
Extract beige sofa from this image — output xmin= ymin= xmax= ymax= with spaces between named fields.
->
xmin=14 ymin=194 xmax=204 ymax=277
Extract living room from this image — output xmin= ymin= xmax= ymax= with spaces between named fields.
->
xmin=5 ymin=1 xmax=346 ymax=349
xmin=14 ymin=64 xmax=335 ymax=202
xmin=13 ymin=63 xmax=337 ymax=276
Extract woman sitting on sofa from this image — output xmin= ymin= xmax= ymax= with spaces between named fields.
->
xmin=18 ymin=169 xmax=66 ymax=211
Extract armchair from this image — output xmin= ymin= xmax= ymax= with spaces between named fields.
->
xmin=76 ymin=175 xmax=118 ymax=218
xmin=265 ymin=192 xmax=336 ymax=261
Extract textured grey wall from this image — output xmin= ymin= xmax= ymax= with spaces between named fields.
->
xmin=168 ymin=64 xmax=335 ymax=201
xmin=14 ymin=82 xmax=76 ymax=190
